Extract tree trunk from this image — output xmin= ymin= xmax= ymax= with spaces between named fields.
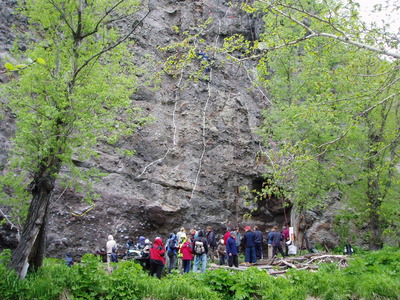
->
xmin=368 ymin=179 xmax=383 ymax=250
xmin=11 ymin=168 xmax=57 ymax=279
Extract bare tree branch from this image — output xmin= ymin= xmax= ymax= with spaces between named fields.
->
xmin=72 ymin=8 xmax=153 ymax=83
xmin=48 ymin=0 xmax=76 ymax=36
xmin=80 ymin=0 xmax=126 ymax=40
xmin=258 ymin=0 xmax=400 ymax=60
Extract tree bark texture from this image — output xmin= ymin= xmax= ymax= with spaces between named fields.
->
xmin=11 ymin=166 xmax=57 ymax=279
xmin=366 ymin=135 xmax=383 ymax=251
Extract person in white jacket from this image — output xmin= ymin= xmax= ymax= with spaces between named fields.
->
xmin=106 ymin=235 xmax=117 ymax=271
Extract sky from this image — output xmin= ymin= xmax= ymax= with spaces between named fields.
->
xmin=356 ymin=0 xmax=400 ymax=34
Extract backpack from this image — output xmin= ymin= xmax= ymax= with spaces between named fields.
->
xmin=344 ymin=244 xmax=354 ymax=256
xmin=194 ymin=240 xmax=205 ymax=255
xmin=168 ymin=239 xmax=177 ymax=256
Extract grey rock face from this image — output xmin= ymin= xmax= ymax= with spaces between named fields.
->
xmin=0 ymin=0 xmax=342 ymax=259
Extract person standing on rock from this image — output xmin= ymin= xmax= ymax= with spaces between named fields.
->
xmin=206 ymin=226 xmax=217 ymax=263
xmin=150 ymin=237 xmax=166 ymax=279
xmin=106 ymin=235 xmax=117 ymax=272
xmin=243 ymin=226 xmax=257 ymax=263
xmin=271 ymin=226 xmax=286 ymax=258
xmin=192 ymin=230 xmax=208 ymax=273
xmin=226 ymin=232 xmax=239 ymax=268
xmin=253 ymin=226 xmax=263 ymax=259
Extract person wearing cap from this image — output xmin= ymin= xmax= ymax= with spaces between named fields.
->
xmin=243 ymin=226 xmax=257 ymax=263
xmin=226 ymin=232 xmax=239 ymax=268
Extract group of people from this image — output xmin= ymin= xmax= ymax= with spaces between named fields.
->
xmin=103 ymin=225 xmax=290 ymax=279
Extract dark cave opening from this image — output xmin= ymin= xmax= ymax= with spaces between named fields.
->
xmin=246 ymin=176 xmax=291 ymax=229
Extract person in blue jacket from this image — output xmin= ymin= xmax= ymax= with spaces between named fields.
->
xmin=65 ymin=253 xmax=73 ymax=267
xmin=243 ymin=226 xmax=257 ymax=263
xmin=267 ymin=227 xmax=275 ymax=259
xmin=167 ymin=233 xmax=178 ymax=273
xmin=270 ymin=226 xmax=285 ymax=258
xmin=253 ymin=226 xmax=263 ymax=259
xmin=226 ymin=232 xmax=238 ymax=268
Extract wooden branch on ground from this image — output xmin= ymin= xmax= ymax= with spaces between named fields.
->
xmin=305 ymin=254 xmax=348 ymax=265
xmin=208 ymin=253 xmax=351 ymax=276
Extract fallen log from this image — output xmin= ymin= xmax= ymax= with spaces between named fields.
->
xmin=306 ymin=255 xmax=348 ymax=265
xmin=279 ymin=259 xmax=298 ymax=269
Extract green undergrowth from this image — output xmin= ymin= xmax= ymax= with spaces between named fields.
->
xmin=1 ymin=246 xmax=399 ymax=299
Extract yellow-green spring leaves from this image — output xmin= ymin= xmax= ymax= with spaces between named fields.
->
xmin=4 ymin=57 xmax=45 ymax=72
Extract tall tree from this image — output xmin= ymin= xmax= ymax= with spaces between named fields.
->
xmin=0 ymin=0 xmax=152 ymax=278
xmin=251 ymin=0 xmax=400 ymax=249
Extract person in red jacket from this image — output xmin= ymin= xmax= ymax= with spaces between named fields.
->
xmin=223 ymin=227 xmax=231 ymax=245
xmin=282 ymin=226 xmax=290 ymax=256
xmin=179 ymin=238 xmax=193 ymax=274
xmin=150 ymin=238 xmax=165 ymax=279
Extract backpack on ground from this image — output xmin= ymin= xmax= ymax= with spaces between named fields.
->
xmin=194 ymin=240 xmax=205 ymax=255
xmin=344 ymin=244 xmax=354 ymax=255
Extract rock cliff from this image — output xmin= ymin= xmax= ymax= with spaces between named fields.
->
xmin=0 ymin=0 xmax=341 ymax=258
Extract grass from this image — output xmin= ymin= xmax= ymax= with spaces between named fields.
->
xmin=0 ymin=246 xmax=399 ymax=299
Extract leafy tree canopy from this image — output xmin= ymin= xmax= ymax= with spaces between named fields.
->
xmin=0 ymin=0 xmax=152 ymax=277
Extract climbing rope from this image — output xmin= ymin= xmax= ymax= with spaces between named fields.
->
xmin=70 ymin=204 xmax=96 ymax=217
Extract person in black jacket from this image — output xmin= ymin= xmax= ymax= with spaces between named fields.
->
xmin=253 ymin=226 xmax=263 ymax=259
xmin=206 ymin=226 xmax=217 ymax=263
xmin=271 ymin=226 xmax=285 ymax=258
xmin=192 ymin=230 xmax=208 ymax=273
xmin=243 ymin=226 xmax=257 ymax=263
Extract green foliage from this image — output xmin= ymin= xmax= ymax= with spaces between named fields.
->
xmin=247 ymin=0 xmax=400 ymax=248
xmin=296 ymin=246 xmax=400 ymax=299
xmin=1 ymin=249 xmax=400 ymax=299
xmin=0 ymin=0 xmax=152 ymax=223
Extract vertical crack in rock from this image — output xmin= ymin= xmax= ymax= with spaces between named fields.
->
xmin=191 ymin=71 xmax=212 ymax=202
